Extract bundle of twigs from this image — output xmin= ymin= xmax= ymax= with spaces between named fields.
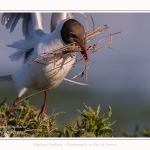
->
xmin=28 ymin=21 xmax=121 ymax=81
xmin=29 ymin=25 xmax=120 ymax=65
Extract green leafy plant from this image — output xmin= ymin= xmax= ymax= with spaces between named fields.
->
xmin=0 ymin=99 xmax=59 ymax=137
xmin=0 ymin=99 xmax=116 ymax=137
xmin=60 ymin=104 xmax=116 ymax=137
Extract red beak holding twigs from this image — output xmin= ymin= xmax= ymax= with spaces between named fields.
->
xmin=80 ymin=45 xmax=88 ymax=61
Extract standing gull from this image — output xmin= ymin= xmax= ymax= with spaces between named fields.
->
xmin=0 ymin=13 xmax=88 ymax=120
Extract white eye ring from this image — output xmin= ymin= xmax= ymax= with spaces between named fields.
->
xmin=69 ymin=32 xmax=75 ymax=37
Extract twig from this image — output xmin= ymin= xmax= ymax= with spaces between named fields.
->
xmin=71 ymin=67 xmax=89 ymax=80
xmin=90 ymin=15 xmax=95 ymax=32
xmin=22 ymin=23 xmax=121 ymax=101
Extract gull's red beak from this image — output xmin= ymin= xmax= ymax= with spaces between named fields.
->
xmin=80 ymin=45 xmax=88 ymax=61
xmin=73 ymin=37 xmax=88 ymax=61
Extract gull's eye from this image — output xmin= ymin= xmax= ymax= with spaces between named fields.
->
xmin=69 ymin=32 xmax=76 ymax=37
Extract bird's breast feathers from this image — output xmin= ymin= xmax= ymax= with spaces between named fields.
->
xmin=12 ymin=35 xmax=75 ymax=91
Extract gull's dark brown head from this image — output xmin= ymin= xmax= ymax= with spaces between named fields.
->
xmin=61 ymin=19 xmax=88 ymax=61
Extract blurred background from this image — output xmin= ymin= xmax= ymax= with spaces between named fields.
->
xmin=0 ymin=12 xmax=150 ymax=136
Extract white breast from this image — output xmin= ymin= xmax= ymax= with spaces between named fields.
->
xmin=28 ymin=50 xmax=75 ymax=90
xmin=12 ymin=23 xmax=75 ymax=93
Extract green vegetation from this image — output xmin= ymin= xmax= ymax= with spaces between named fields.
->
xmin=0 ymin=99 xmax=116 ymax=137
xmin=1 ymin=99 xmax=150 ymax=137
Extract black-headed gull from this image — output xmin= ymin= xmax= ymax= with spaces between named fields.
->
xmin=0 ymin=13 xmax=88 ymax=120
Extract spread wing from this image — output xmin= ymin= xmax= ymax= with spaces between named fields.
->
xmin=1 ymin=12 xmax=75 ymax=63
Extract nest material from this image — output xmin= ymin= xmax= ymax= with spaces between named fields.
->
xmin=28 ymin=23 xmax=121 ymax=81
xmin=29 ymin=25 xmax=121 ymax=66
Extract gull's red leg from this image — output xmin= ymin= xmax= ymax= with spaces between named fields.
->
xmin=6 ymin=97 xmax=20 ymax=121
xmin=38 ymin=89 xmax=49 ymax=119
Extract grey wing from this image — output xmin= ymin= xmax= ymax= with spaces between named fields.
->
xmin=1 ymin=13 xmax=31 ymax=37
xmin=1 ymin=13 xmax=44 ymax=38
xmin=1 ymin=13 xmax=45 ymax=63
xmin=51 ymin=13 xmax=74 ymax=32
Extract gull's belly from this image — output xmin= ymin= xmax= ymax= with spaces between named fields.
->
xmin=28 ymin=55 xmax=75 ymax=90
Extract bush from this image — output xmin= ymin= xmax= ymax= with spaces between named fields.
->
xmin=0 ymin=99 xmax=116 ymax=137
